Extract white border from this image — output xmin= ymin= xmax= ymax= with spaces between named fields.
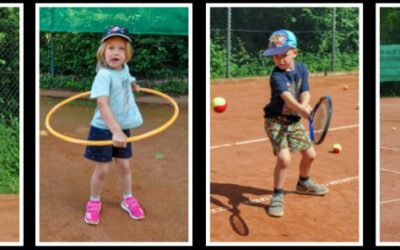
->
xmin=35 ymin=3 xmax=192 ymax=246
xmin=206 ymin=3 xmax=363 ymax=246
xmin=0 ymin=3 xmax=24 ymax=247
xmin=376 ymin=3 xmax=400 ymax=246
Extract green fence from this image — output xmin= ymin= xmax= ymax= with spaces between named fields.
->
xmin=210 ymin=7 xmax=359 ymax=79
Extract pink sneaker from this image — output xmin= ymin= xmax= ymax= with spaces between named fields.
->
xmin=84 ymin=200 xmax=101 ymax=225
xmin=121 ymin=197 xmax=145 ymax=220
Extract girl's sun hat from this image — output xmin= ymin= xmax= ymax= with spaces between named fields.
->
xmin=101 ymin=25 xmax=131 ymax=42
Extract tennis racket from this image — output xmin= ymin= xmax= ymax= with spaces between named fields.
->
xmin=309 ymin=96 xmax=333 ymax=145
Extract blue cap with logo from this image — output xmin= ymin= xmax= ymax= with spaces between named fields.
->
xmin=101 ymin=25 xmax=131 ymax=42
xmin=263 ymin=29 xmax=297 ymax=56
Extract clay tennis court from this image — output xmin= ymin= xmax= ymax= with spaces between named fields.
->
xmin=380 ymin=97 xmax=400 ymax=242
xmin=0 ymin=194 xmax=19 ymax=242
xmin=39 ymin=92 xmax=188 ymax=242
xmin=210 ymin=74 xmax=359 ymax=242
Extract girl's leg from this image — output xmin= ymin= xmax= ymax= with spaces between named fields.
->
xmin=114 ymin=158 xmax=132 ymax=197
xmin=273 ymin=148 xmax=291 ymax=190
xmin=299 ymin=146 xmax=316 ymax=178
xmin=115 ymin=158 xmax=145 ymax=220
xmin=90 ymin=162 xmax=111 ymax=199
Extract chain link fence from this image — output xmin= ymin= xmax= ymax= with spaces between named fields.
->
xmin=0 ymin=8 xmax=19 ymax=123
xmin=210 ymin=7 xmax=359 ymax=79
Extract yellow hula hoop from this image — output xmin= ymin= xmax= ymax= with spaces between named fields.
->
xmin=45 ymin=88 xmax=179 ymax=146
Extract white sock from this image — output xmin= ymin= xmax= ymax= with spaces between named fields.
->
xmin=123 ymin=193 xmax=133 ymax=200
xmin=90 ymin=196 xmax=100 ymax=201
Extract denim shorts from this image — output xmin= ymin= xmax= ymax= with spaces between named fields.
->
xmin=84 ymin=126 xmax=132 ymax=163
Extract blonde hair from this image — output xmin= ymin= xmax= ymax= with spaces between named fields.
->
xmin=96 ymin=37 xmax=134 ymax=71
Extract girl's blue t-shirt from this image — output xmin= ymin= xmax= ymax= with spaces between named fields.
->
xmin=263 ymin=61 xmax=309 ymax=118
xmin=90 ymin=64 xmax=143 ymax=130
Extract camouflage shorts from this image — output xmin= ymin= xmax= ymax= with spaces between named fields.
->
xmin=264 ymin=117 xmax=312 ymax=155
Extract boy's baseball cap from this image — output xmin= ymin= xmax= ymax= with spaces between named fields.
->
xmin=263 ymin=29 xmax=297 ymax=56
xmin=101 ymin=25 xmax=131 ymax=42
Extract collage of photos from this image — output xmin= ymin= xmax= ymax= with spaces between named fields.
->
xmin=0 ymin=1 xmax=400 ymax=248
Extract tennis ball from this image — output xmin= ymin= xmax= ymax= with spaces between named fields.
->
xmin=343 ymin=85 xmax=349 ymax=91
xmin=40 ymin=130 xmax=48 ymax=136
xmin=212 ymin=97 xmax=227 ymax=113
xmin=393 ymin=126 xmax=397 ymax=132
xmin=155 ymin=152 xmax=165 ymax=160
xmin=332 ymin=143 xmax=342 ymax=153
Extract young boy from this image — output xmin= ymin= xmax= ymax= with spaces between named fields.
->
xmin=263 ymin=30 xmax=328 ymax=217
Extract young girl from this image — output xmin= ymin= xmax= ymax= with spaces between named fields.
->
xmin=83 ymin=25 xmax=144 ymax=225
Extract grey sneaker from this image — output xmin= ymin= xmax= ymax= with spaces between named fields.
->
xmin=296 ymin=179 xmax=329 ymax=196
xmin=267 ymin=194 xmax=284 ymax=217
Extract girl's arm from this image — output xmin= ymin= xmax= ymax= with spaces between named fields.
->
xmin=131 ymin=81 xmax=140 ymax=92
xmin=280 ymin=91 xmax=311 ymax=119
xmin=97 ymin=96 xmax=127 ymax=148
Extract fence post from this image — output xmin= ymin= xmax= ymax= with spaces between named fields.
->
xmin=332 ymin=7 xmax=336 ymax=72
xmin=226 ymin=7 xmax=231 ymax=78
xmin=50 ymin=8 xmax=55 ymax=76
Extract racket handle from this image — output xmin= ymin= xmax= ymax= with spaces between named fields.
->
xmin=309 ymin=120 xmax=314 ymax=142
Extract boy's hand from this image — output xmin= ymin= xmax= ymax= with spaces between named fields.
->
xmin=112 ymin=130 xmax=128 ymax=148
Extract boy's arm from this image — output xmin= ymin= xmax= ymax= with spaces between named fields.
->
xmin=280 ymin=91 xmax=311 ymax=119
xmin=97 ymin=96 xmax=127 ymax=148
xmin=300 ymin=91 xmax=312 ymax=113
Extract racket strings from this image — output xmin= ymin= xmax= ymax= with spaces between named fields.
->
xmin=312 ymin=102 xmax=329 ymax=141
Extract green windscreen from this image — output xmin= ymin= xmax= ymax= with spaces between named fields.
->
xmin=40 ymin=7 xmax=188 ymax=35
xmin=381 ymin=45 xmax=400 ymax=82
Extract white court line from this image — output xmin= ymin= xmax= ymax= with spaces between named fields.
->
xmin=381 ymin=168 xmax=400 ymax=175
xmin=211 ymin=124 xmax=359 ymax=150
xmin=381 ymin=146 xmax=400 ymax=151
xmin=380 ymin=168 xmax=400 ymax=205
xmin=210 ymin=176 xmax=358 ymax=215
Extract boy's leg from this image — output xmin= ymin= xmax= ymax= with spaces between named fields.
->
xmin=268 ymin=148 xmax=291 ymax=217
xmin=296 ymin=146 xmax=328 ymax=195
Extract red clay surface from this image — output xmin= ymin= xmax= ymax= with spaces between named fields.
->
xmin=210 ymin=74 xmax=359 ymax=242
xmin=380 ymin=98 xmax=400 ymax=242
xmin=40 ymin=95 xmax=188 ymax=242
xmin=0 ymin=194 xmax=19 ymax=242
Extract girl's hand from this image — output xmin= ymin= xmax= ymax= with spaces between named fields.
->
xmin=132 ymin=82 xmax=140 ymax=92
xmin=112 ymin=130 xmax=127 ymax=148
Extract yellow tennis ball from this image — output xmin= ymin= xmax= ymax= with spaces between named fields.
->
xmin=393 ymin=126 xmax=397 ymax=131
xmin=212 ymin=97 xmax=227 ymax=113
xmin=40 ymin=130 xmax=48 ymax=136
xmin=332 ymin=143 xmax=342 ymax=153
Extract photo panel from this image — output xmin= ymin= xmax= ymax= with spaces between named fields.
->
xmin=36 ymin=3 xmax=191 ymax=246
xmin=0 ymin=3 xmax=23 ymax=247
xmin=207 ymin=3 xmax=362 ymax=246
xmin=377 ymin=3 xmax=400 ymax=246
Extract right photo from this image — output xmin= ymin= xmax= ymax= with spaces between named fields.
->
xmin=378 ymin=4 xmax=400 ymax=245
xmin=207 ymin=3 xmax=362 ymax=245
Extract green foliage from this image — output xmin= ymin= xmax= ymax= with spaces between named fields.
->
xmin=210 ymin=7 xmax=359 ymax=79
xmin=0 ymin=8 xmax=19 ymax=123
xmin=381 ymin=8 xmax=400 ymax=44
xmin=0 ymin=118 xmax=19 ymax=194
xmin=40 ymin=32 xmax=188 ymax=94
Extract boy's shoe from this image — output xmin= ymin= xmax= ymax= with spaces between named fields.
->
xmin=296 ymin=179 xmax=329 ymax=196
xmin=121 ymin=197 xmax=145 ymax=220
xmin=84 ymin=200 xmax=101 ymax=225
xmin=267 ymin=194 xmax=284 ymax=217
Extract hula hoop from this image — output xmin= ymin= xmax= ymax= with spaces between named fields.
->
xmin=45 ymin=88 xmax=179 ymax=146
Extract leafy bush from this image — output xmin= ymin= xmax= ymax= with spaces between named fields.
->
xmin=40 ymin=32 xmax=188 ymax=94
xmin=0 ymin=118 xmax=19 ymax=193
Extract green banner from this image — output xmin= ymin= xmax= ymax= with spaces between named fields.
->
xmin=381 ymin=45 xmax=400 ymax=82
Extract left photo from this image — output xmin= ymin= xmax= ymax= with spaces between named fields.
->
xmin=0 ymin=4 xmax=23 ymax=246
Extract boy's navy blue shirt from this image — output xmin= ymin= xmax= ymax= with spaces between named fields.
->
xmin=263 ymin=61 xmax=310 ymax=120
